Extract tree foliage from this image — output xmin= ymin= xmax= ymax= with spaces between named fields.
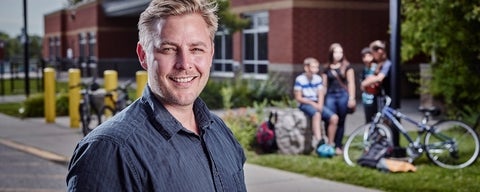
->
xmin=401 ymin=0 xmax=480 ymax=118
xmin=0 ymin=31 xmax=43 ymax=62
xmin=217 ymin=0 xmax=249 ymax=33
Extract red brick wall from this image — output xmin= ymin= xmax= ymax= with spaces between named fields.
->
xmin=231 ymin=0 xmax=390 ymax=66
xmin=65 ymin=3 xmax=98 ymax=32
xmin=96 ymin=7 xmax=139 ymax=58
xmin=291 ymin=7 xmax=389 ymax=66
xmin=98 ymin=30 xmax=138 ymax=58
xmin=232 ymin=0 xmax=282 ymax=7
xmin=43 ymin=11 xmax=65 ymax=59
xmin=269 ymin=9 xmax=294 ymax=64
xmin=43 ymin=1 xmax=138 ymax=60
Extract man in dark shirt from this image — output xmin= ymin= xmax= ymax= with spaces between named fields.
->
xmin=66 ymin=0 xmax=247 ymax=191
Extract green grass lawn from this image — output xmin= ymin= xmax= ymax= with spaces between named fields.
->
xmin=0 ymin=78 xmax=45 ymax=95
xmin=0 ymin=102 xmax=23 ymax=117
xmin=246 ymin=147 xmax=480 ymax=192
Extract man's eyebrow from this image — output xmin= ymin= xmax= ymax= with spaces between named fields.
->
xmin=159 ymin=41 xmax=177 ymax=47
xmin=190 ymin=41 xmax=208 ymax=47
xmin=157 ymin=41 xmax=207 ymax=48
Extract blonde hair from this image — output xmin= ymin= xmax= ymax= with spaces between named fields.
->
xmin=304 ymin=57 xmax=319 ymax=66
xmin=138 ymin=0 xmax=218 ymax=58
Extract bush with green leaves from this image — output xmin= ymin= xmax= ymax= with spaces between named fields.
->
xmin=402 ymin=0 xmax=480 ymax=122
xmin=21 ymin=94 xmax=44 ymax=118
xmin=21 ymin=92 xmax=69 ymax=118
xmin=199 ymin=80 xmax=225 ymax=109
xmin=222 ymin=109 xmax=258 ymax=151
xmin=203 ymin=73 xmax=290 ymax=109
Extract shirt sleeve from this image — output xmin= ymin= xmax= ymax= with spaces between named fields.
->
xmin=66 ymin=139 xmax=140 ymax=192
xmin=293 ymin=75 xmax=302 ymax=91
xmin=379 ymin=60 xmax=392 ymax=76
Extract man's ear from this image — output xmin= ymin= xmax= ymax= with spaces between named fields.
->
xmin=136 ymin=43 xmax=148 ymax=70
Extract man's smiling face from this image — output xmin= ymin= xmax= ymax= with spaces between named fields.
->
xmin=139 ymin=13 xmax=214 ymax=107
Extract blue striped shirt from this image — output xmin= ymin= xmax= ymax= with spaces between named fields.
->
xmin=294 ymin=73 xmax=324 ymax=102
xmin=67 ymin=86 xmax=246 ymax=192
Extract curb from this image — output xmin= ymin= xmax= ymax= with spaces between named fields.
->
xmin=0 ymin=138 xmax=70 ymax=165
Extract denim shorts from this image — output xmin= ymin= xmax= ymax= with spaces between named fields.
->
xmin=299 ymin=103 xmax=335 ymax=121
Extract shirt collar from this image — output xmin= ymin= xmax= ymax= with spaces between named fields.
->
xmin=140 ymin=85 xmax=213 ymax=140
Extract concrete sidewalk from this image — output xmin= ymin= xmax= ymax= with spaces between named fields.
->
xmin=0 ymin=111 xmax=387 ymax=192
xmin=0 ymin=91 xmax=429 ymax=191
xmin=0 ymin=113 xmax=377 ymax=192
xmin=0 ymin=94 xmax=428 ymax=191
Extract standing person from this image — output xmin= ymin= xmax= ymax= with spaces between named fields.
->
xmin=361 ymin=40 xmax=400 ymax=149
xmin=66 ymin=0 xmax=247 ymax=191
xmin=294 ymin=57 xmax=339 ymax=153
xmin=359 ymin=47 xmax=379 ymax=123
xmin=360 ymin=40 xmax=392 ymax=121
xmin=322 ymin=43 xmax=356 ymax=155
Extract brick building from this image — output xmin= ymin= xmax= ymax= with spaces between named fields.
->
xmin=43 ymin=0 xmax=416 ymax=97
xmin=42 ymin=0 xmax=145 ymax=77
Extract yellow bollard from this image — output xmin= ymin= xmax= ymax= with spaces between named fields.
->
xmin=104 ymin=70 xmax=118 ymax=113
xmin=44 ymin=68 xmax=56 ymax=123
xmin=136 ymin=70 xmax=147 ymax=98
xmin=68 ymin=69 xmax=81 ymax=128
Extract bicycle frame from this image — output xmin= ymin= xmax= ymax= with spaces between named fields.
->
xmin=345 ymin=95 xmax=479 ymax=168
xmin=104 ymin=79 xmax=133 ymax=113
xmin=371 ymin=96 xmax=438 ymax=157
xmin=380 ymin=104 xmax=424 ymax=142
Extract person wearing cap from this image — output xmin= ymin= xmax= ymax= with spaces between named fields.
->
xmin=321 ymin=43 xmax=356 ymax=155
xmin=359 ymin=47 xmax=379 ymax=122
xmin=360 ymin=40 xmax=392 ymax=121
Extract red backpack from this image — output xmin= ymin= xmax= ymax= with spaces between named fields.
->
xmin=256 ymin=112 xmax=278 ymax=153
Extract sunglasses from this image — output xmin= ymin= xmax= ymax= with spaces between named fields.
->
xmin=372 ymin=46 xmax=383 ymax=52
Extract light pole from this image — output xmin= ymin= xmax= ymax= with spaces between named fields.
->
xmin=23 ymin=0 xmax=30 ymax=98
xmin=390 ymin=0 xmax=403 ymax=156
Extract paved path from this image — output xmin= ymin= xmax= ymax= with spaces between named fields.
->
xmin=0 ymin=93 xmax=429 ymax=191
xmin=0 ymin=108 xmax=390 ymax=191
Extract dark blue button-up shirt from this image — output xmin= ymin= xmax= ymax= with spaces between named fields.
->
xmin=67 ymin=87 xmax=246 ymax=191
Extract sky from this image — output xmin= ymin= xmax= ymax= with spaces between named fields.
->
xmin=0 ymin=0 xmax=66 ymax=37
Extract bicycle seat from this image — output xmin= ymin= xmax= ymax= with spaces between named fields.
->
xmin=418 ymin=106 xmax=441 ymax=116
xmin=90 ymin=82 xmax=100 ymax=91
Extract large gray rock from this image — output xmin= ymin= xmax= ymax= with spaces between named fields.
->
xmin=272 ymin=108 xmax=318 ymax=155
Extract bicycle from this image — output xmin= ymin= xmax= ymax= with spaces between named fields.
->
xmin=70 ymin=79 xmax=106 ymax=136
xmin=343 ymin=95 xmax=480 ymax=169
xmin=99 ymin=79 xmax=134 ymax=122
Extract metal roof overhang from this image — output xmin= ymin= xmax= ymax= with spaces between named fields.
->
xmin=102 ymin=0 xmax=150 ymax=17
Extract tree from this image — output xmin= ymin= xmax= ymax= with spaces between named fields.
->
xmin=401 ymin=0 xmax=480 ymax=118
xmin=217 ymin=0 xmax=249 ymax=33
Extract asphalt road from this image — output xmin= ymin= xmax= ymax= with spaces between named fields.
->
xmin=0 ymin=143 xmax=67 ymax=192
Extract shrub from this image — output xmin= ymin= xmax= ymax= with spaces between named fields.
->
xmin=222 ymin=108 xmax=258 ymax=151
xmin=21 ymin=92 xmax=70 ymax=117
xmin=56 ymin=92 xmax=69 ymax=116
xmin=200 ymin=80 xmax=225 ymax=109
xmin=204 ymin=73 xmax=290 ymax=110
xmin=21 ymin=94 xmax=44 ymax=117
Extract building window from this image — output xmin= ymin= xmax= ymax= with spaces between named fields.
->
xmin=54 ymin=37 xmax=60 ymax=64
xmin=212 ymin=27 xmax=234 ymax=77
xmin=242 ymin=12 xmax=268 ymax=79
xmin=78 ymin=33 xmax=87 ymax=64
xmin=87 ymin=32 xmax=96 ymax=63
xmin=48 ymin=37 xmax=55 ymax=62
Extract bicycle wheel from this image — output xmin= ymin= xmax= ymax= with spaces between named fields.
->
xmin=343 ymin=123 xmax=393 ymax=166
xmin=424 ymin=120 xmax=480 ymax=169
xmin=99 ymin=106 xmax=116 ymax=124
xmin=79 ymin=102 xmax=101 ymax=136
